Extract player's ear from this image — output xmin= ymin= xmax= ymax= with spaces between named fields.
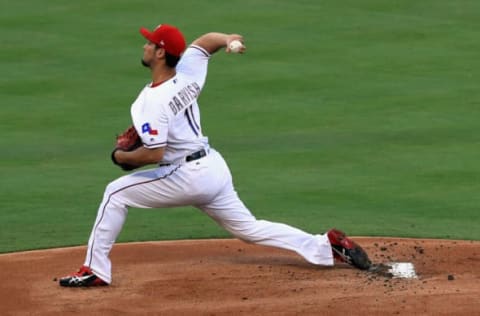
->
xmin=155 ymin=47 xmax=166 ymax=59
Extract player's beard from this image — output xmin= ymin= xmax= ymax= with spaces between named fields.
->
xmin=141 ymin=58 xmax=151 ymax=68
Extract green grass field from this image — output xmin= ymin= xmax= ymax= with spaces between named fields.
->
xmin=1 ymin=0 xmax=479 ymax=253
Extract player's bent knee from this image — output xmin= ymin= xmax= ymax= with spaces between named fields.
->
xmin=102 ymin=180 xmax=130 ymax=208
xmin=104 ymin=178 xmax=128 ymax=196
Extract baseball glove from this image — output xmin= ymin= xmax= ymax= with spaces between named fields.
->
xmin=111 ymin=125 xmax=143 ymax=171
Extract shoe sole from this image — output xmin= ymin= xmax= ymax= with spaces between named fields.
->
xmin=59 ymin=275 xmax=107 ymax=287
xmin=347 ymin=246 xmax=372 ymax=270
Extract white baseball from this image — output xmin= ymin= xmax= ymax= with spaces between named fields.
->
xmin=228 ymin=40 xmax=244 ymax=53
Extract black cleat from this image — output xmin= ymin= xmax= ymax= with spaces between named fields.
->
xmin=59 ymin=266 xmax=108 ymax=287
xmin=327 ymin=228 xmax=372 ymax=270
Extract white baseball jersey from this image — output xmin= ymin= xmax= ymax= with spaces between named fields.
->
xmin=83 ymin=43 xmax=334 ymax=284
xmin=131 ymin=45 xmax=210 ymax=163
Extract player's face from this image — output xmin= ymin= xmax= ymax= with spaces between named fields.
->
xmin=141 ymin=42 xmax=157 ymax=68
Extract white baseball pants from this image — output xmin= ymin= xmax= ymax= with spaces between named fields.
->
xmin=84 ymin=148 xmax=334 ymax=283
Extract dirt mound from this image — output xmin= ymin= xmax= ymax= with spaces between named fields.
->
xmin=1 ymin=238 xmax=478 ymax=315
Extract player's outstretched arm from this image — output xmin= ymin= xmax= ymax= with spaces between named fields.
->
xmin=113 ymin=146 xmax=165 ymax=169
xmin=192 ymin=32 xmax=245 ymax=55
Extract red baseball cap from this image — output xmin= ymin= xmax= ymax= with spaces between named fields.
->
xmin=140 ymin=24 xmax=186 ymax=57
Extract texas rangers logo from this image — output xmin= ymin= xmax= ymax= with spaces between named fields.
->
xmin=141 ymin=123 xmax=158 ymax=135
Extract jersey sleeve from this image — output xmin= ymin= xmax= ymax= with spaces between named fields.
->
xmin=133 ymin=109 xmax=169 ymax=149
xmin=176 ymin=45 xmax=211 ymax=89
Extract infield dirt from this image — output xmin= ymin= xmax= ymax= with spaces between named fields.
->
xmin=1 ymin=238 xmax=478 ymax=315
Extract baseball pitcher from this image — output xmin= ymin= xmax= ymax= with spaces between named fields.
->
xmin=59 ymin=24 xmax=370 ymax=287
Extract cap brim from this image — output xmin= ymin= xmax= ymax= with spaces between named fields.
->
xmin=139 ymin=27 xmax=154 ymax=42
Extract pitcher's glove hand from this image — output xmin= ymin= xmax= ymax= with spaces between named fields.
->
xmin=111 ymin=125 xmax=143 ymax=171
